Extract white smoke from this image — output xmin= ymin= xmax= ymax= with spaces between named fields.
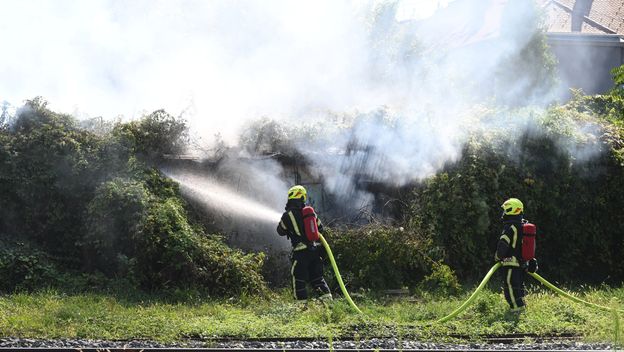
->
xmin=1 ymin=0 xmax=376 ymax=139
xmin=2 ymin=0 xmax=594 ymax=218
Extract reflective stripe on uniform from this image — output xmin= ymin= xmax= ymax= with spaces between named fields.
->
xmin=288 ymin=211 xmax=301 ymax=236
xmin=291 ymin=260 xmax=298 ymax=299
xmin=279 ymin=220 xmax=287 ymax=230
xmin=500 ymin=234 xmax=510 ymax=244
xmin=501 ymin=257 xmax=520 ymax=267
xmin=507 ymin=269 xmax=518 ymax=309
xmin=511 ymin=225 xmax=518 ymax=248
xmin=293 ymin=243 xmax=307 ymax=251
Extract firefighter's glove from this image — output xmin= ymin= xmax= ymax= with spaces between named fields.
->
xmin=526 ymin=258 xmax=538 ymax=273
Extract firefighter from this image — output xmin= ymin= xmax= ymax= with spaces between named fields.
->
xmin=276 ymin=185 xmax=332 ymax=301
xmin=495 ymin=198 xmax=537 ymax=312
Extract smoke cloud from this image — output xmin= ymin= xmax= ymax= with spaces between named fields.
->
xmin=2 ymin=0 xmax=597 ymax=226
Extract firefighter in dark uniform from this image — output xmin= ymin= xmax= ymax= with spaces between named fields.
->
xmin=277 ymin=185 xmax=332 ymax=301
xmin=495 ymin=198 xmax=535 ymax=312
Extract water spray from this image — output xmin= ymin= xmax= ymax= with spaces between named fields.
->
xmin=165 ymin=171 xmax=361 ymax=312
xmin=164 ymin=171 xmax=283 ymax=224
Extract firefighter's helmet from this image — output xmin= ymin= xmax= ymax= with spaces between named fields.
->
xmin=501 ymin=198 xmax=523 ymax=215
xmin=288 ymin=185 xmax=307 ymax=201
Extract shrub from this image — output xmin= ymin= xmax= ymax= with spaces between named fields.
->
xmin=0 ymin=240 xmax=60 ymax=292
xmin=0 ymin=100 xmax=266 ymax=295
xmin=0 ymin=98 xmax=104 ymax=261
xmin=83 ymin=178 xmax=151 ymax=276
xmin=238 ymin=117 xmax=296 ymax=155
xmin=323 ymin=224 xmax=445 ymax=290
xmin=112 ymin=109 xmax=188 ymax=160
xmin=418 ymin=261 xmax=461 ymax=296
xmin=84 ymin=178 xmax=267 ymax=294
xmin=410 ymin=105 xmax=624 ymax=283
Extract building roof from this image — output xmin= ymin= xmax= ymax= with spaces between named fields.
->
xmin=539 ymin=0 xmax=624 ymax=35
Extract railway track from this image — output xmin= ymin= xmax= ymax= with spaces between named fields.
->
xmin=0 ymin=333 xmax=614 ymax=352
xmin=190 ymin=333 xmax=582 ymax=346
xmin=0 ymin=347 xmax=612 ymax=351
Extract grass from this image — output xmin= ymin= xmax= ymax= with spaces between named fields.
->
xmin=0 ymin=284 xmax=623 ymax=344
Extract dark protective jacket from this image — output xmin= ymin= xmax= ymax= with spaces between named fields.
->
xmin=276 ymin=199 xmax=324 ymax=250
xmin=495 ymin=214 xmax=524 ymax=267
xmin=276 ymin=198 xmax=331 ymax=300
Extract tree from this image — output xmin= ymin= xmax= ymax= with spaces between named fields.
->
xmin=113 ymin=110 xmax=189 ymax=160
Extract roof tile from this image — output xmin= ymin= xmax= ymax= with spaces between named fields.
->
xmin=540 ymin=0 xmax=624 ymax=34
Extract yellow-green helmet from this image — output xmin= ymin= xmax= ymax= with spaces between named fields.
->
xmin=501 ymin=198 xmax=523 ymax=215
xmin=288 ymin=185 xmax=307 ymax=201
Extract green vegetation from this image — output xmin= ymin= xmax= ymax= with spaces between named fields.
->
xmin=1 ymin=63 xmax=624 ymax=345
xmin=0 ymin=286 xmax=622 ymax=343
xmin=2 ymin=66 xmax=624 ymax=295
xmin=323 ymin=225 xmax=459 ymax=295
xmin=407 ymin=70 xmax=624 ymax=284
xmin=1 ymin=2 xmax=623 ymax=342
xmin=0 ymin=98 xmax=266 ymax=295
xmin=2 ymin=64 xmax=624 ymax=294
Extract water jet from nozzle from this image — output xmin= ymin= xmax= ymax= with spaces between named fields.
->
xmin=164 ymin=170 xmax=283 ymax=224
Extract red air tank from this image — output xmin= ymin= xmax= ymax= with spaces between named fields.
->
xmin=522 ymin=222 xmax=537 ymax=261
xmin=302 ymin=206 xmax=320 ymax=242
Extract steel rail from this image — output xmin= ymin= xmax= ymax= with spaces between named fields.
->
xmin=201 ymin=332 xmax=581 ymax=343
xmin=0 ymin=333 xmax=597 ymax=352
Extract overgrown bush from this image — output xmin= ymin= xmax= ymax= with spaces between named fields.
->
xmin=0 ymin=99 xmax=267 ymax=295
xmin=113 ymin=109 xmax=188 ymax=160
xmin=131 ymin=198 xmax=266 ymax=294
xmin=418 ymin=261 xmax=461 ymax=296
xmin=0 ymin=98 xmax=105 ymax=262
xmin=410 ymin=98 xmax=624 ymax=283
xmin=2 ymin=62 xmax=624 ymax=294
xmin=323 ymin=224 xmax=448 ymax=290
xmin=239 ymin=117 xmax=295 ymax=155
xmin=83 ymin=178 xmax=151 ymax=277
xmin=84 ymin=178 xmax=267 ymax=294
xmin=0 ymin=240 xmax=61 ymax=292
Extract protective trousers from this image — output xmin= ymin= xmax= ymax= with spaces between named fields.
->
xmin=290 ymin=248 xmax=331 ymax=300
xmin=502 ymin=266 xmax=525 ymax=310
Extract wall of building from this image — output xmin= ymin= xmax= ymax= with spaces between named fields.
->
xmin=547 ymin=33 xmax=624 ymax=98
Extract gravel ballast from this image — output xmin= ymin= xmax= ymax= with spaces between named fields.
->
xmin=0 ymin=338 xmax=615 ymax=350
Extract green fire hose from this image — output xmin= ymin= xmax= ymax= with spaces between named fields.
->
xmin=529 ymin=271 xmax=622 ymax=346
xmin=436 ymin=263 xmax=623 ymax=324
xmin=528 ymin=272 xmax=624 ymax=314
xmin=433 ymin=264 xmax=622 ymax=348
xmin=436 ymin=262 xmax=502 ymax=323
xmin=319 ymin=233 xmax=363 ymax=314
xmin=312 ymin=235 xmax=622 ymax=325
